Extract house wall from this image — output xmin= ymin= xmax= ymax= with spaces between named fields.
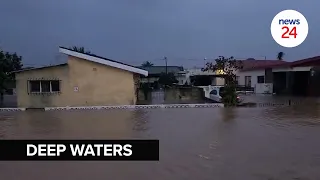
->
xmin=236 ymin=70 xmax=272 ymax=93
xmin=176 ymin=74 xmax=188 ymax=85
xmin=272 ymin=66 xmax=312 ymax=72
xmin=16 ymin=56 xmax=137 ymax=108
xmin=236 ymin=70 xmax=265 ymax=87
xmin=212 ymin=77 xmax=225 ymax=86
xmin=16 ymin=65 xmax=70 ymax=108
xmin=66 ymin=56 xmax=137 ymax=106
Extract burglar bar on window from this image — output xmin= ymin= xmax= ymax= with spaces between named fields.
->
xmin=29 ymin=80 xmax=60 ymax=93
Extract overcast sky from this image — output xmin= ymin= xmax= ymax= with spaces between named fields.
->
xmin=0 ymin=0 xmax=319 ymax=68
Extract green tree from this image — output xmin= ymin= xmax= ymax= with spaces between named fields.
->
xmin=70 ymin=46 xmax=91 ymax=54
xmin=0 ymin=50 xmax=23 ymax=103
xmin=141 ymin=83 xmax=151 ymax=100
xmin=277 ymin=52 xmax=285 ymax=60
xmin=141 ymin=61 xmax=154 ymax=67
xmin=203 ymin=56 xmax=243 ymax=106
xmin=158 ymin=72 xmax=178 ymax=86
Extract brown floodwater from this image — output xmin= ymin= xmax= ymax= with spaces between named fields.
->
xmin=0 ymin=106 xmax=320 ymax=180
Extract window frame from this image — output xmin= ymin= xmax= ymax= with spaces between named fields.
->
xmin=28 ymin=80 xmax=61 ymax=94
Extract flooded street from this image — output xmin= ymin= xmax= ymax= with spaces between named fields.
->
xmin=1 ymin=107 xmax=320 ymax=180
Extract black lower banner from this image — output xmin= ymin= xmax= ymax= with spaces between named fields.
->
xmin=0 ymin=140 xmax=159 ymax=161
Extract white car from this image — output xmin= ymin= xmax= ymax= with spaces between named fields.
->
xmin=209 ymin=86 xmax=241 ymax=103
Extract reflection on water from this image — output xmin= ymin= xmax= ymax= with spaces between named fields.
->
xmin=131 ymin=109 xmax=150 ymax=132
xmin=1 ymin=107 xmax=320 ymax=180
xmin=240 ymin=94 xmax=320 ymax=105
xmin=221 ymin=107 xmax=237 ymax=122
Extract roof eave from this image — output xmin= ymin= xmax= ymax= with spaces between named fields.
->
xmin=12 ymin=63 xmax=68 ymax=73
xmin=59 ymin=48 xmax=148 ymax=76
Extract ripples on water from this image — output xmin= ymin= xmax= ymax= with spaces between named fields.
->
xmin=0 ymin=107 xmax=320 ymax=180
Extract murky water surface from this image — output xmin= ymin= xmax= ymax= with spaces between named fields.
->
xmin=0 ymin=106 xmax=320 ymax=180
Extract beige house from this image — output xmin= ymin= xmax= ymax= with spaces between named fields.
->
xmin=15 ymin=47 xmax=148 ymax=108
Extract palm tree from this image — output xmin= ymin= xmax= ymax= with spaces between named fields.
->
xmin=277 ymin=52 xmax=285 ymax=60
xmin=141 ymin=61 xmax=154 ymax=87
xmin=141 ymin=61 xmax=154 ymax=67
xmin=71 ymin=46 xmax=91 ymax=54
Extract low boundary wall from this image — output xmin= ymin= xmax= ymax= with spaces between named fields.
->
xmin=0 ymin=108 xmax=26 ymax=112
xmin=44 ymin=103 xmax=224 ymax=111
xmin=2 ymin=101 xmax=316 ymax=112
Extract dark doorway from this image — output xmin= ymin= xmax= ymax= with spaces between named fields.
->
xmin=309 ymin=68 xmax=320 ymax=96
xmin=273 ymin=72 xmax=287 ymax=94
xmin=292 ymin=71 xmax=310 ymax=96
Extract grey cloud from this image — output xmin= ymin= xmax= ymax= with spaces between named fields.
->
xmin=0 ymin=0 xmax=319 ymax=68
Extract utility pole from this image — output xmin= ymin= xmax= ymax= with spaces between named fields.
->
xmin=164 ymin=56 xmax=168 ymax=75
xmin=204 ymin=57 xmax=207 ymax=67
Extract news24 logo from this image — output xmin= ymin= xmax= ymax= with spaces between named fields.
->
xmin=270 ymin=10 xmax=308 ymax=48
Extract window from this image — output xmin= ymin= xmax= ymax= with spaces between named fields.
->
xmin=29 ymin=80 xmax=60 ymax=93
xmin=30 ymin=81 xmax=41 ymax=92
xmin=245 ymin=76 xmax=251 ymax=87
xmin=41 ymin=81 xmax=51 ymax=92
xmin=257 ymin=76 xmax=265 ymax=84
xmin=51 ymin=81 xmax=60 ymax=92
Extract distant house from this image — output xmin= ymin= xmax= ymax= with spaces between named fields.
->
xmin=137 ymin=66 xmax=184 ymax=86
xmin=14 ymin=47 xmax=148 ymax=108
xmin=235 ymin=59 xmax=288 ymax=93
xmin=270 ymin=56 xmax=320 ymax=96
xmin=235 ymin=57 xmax=320 ymax=96
xmin=138 ymin=66 xmax=224 ymax=87
xmin=175 ymin=68 xmax=225 ymax=86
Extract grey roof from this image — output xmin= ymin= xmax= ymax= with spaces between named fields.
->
xmin=137 ymin=66 xmax=184 ymax=75
xmin=13 ymin=63 xmax=68 ymax=73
